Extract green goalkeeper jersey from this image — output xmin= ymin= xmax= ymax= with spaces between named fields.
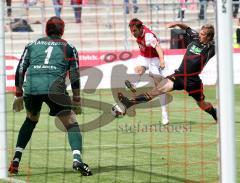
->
xmin=15 ymin=36 xmax=80 ymax=95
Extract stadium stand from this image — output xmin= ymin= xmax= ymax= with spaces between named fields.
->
xmin=5 ymin=0 xmax=215 ymax=53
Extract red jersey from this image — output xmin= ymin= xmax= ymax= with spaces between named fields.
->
xmin=136 ymin=25 xmax=159 ymax=58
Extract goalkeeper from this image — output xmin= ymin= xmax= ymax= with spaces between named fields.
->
xmin=118 ymin=23 xmax=217 ymax=122
xmin=9 ymin=17 xmax=92 ymax=176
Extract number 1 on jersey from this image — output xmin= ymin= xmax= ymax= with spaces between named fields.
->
xmin=44 ymin=46 xmax=53 ymax=64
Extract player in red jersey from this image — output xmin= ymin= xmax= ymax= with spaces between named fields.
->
xmin=126 ymin=18 xmax=169 ymax=125
xmin=119 ymin=22 xmax=217 ymax=122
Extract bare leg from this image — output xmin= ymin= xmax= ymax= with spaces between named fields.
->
xmin=148 ymin=78 xmax=174 ymax=97
xmin=118 ymin=78 xmax=174 ymax=108
xmin=151 ymin=75 xmax=169 ymax=124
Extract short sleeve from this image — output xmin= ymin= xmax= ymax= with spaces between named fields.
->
xmin=145 ymin=33 xmax=159 ymax=48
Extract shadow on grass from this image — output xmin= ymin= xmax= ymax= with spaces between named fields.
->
xmin=13 ymin=165 xmax=201 ymax=183
xmin=93 ymin=165 xmax=201 ymax=183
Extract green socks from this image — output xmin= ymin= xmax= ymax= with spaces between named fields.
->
xmin=67 ymin=122 xmax=83 ymax=162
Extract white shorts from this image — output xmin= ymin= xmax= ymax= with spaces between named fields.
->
xmin=136 ymin=55 xmax=165 ymax=77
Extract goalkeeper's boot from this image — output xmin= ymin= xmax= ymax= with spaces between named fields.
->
xmin=125 ymin=80 xmax=136 ymax=93
xmin=73 ymin=160 xmax=92 ymax=176
xmin=118 ymin=92 xmax=134 ymax=109
xmin=8 ymin=161 xmax=19 ymax=174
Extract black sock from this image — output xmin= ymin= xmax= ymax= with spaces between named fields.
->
xmin=14 ymin=118 xmax=37 ymax=162
xmin=132 ymin=93 xmax=152 ymax=105
xmin=204 ymin=106 xmax=217 ymax=121
xmin=13 ymin=151 xmax=22 ymax=163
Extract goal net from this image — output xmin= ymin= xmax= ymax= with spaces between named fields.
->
xmin=0 ymin=0 xmax=237 ymax=182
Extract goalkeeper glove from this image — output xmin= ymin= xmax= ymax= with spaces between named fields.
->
xmin=72 ymin=96 xmax=82 ymax=115
xmin=13 ymin=96 xmax=24 ymax=112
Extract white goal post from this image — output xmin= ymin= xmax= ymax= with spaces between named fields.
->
xmin=0 ymin=1 xmax=7 ymax=179
xmin=216 ymin=0 xmax=236 ymax=183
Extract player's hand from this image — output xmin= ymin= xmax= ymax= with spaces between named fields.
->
xmin=166 ymin=22 xmax=177 ymax=28
xmin=13 ymin=96 xmax=24 ymax=112
xmin=72 ymin=96 xmax=82 ymax=115
xmin=159 ymin=61 xmax=165 ymax=70
xmin=134 ymin=66 xmax=146 ymax=75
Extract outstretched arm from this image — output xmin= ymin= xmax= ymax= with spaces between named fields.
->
xmin=167 ymin=22 xmax=189 ymax=30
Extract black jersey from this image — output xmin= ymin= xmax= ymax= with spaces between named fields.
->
xmin=177 ymin=27 xmax=215 ymax=76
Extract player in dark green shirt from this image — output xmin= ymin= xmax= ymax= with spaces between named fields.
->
xmin=9 ymin=17 xmax=92 ymax=176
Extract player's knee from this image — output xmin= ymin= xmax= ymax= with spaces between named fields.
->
xmin=57 ymin=111 xmax=77 ymax=128
xmin=66 ymin=122 xmax=80 ymax=132
xmin=151 ymin=74 xmax=163 ymax=84
xmin=27 ymin=112 xmax=39 ymax=123
xmin=156 ymin=78 xmax=173 ymax=93
xmin=134 ymin=66 xmax=145 ymax=75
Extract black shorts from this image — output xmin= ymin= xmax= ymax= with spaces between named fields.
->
xmin=24 ymin=94 xmax=72 ymax=116
xmin=167 ymin=72 xmax=205 ymax=102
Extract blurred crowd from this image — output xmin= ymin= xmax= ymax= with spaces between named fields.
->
xmin=4 ymin=0 xmax=240 ymax=48
xmin=5 ymin=0 xmax=240 ymax=22
xmin=177 ymin=0 xmax=239 ymax=20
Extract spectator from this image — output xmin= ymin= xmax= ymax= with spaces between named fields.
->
xmin=6 ymin=0 xmax=12 ymax=17
xmin=71 ymin=0 xmax=82 ymax=23
xmin=198 ymin=0 xmax=214 ymax=20
xmin=177 ymin=0 xmax=196 ymax=20
xmin=199 ymin=0 xmax=207 ymax=20
xmin=233 ymin=0 xmax=239 ymax=18
xmin=124 ymin=0 xmax=138 ymax=14
xmin=52 ymin=0 xmax=63 ymax=18
xmin=178 ymin=0 xmax=187 ymax=20
xmin=52 ymin=0 xmax=82 ymax=23
xmin=24 ymin=0 xmax=38 ymax=8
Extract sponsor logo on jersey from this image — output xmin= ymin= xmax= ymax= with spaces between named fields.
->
xmin=189 ymin=45 xmax=203 ymax=55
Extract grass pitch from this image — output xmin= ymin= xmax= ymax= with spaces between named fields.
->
xmin=4 ymin=85 xmax=240 ymax=183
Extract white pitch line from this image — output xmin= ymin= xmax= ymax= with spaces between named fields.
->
xmin=1 ymin=177 xmax=27 ymax=183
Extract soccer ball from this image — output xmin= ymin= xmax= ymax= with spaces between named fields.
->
xmin=111 ymin=103 xmax=126 ymax=118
